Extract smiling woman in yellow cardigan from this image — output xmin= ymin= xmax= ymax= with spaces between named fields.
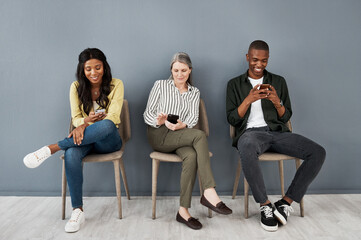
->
xmin=23 ymin=48 xmax=124 ymax=233
xmin=70 ymin=77 xmax=123 ymax=127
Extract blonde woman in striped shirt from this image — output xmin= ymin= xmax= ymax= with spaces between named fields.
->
xmin=144 ymin=52 xmax=232 ymax=230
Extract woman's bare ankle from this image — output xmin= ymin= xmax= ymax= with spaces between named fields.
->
xmin=48 ymin=144 xmax=61 ymax=154
xmin=178 ymin=207 xmax=191 ymax=220
xmin=204 ymin=188 xmax=221 ymax=206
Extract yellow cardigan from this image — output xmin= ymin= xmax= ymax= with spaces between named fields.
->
xmin=69 ymin=78 xmax=124 ymax=128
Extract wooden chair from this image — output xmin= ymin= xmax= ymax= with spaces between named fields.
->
xmin=230 ymin=121 xmax=304 ymax=218
xmin=60 ymin=99 xmax=131 ymax=219
xmin=150 ymin=99 xmax=213 ymax=219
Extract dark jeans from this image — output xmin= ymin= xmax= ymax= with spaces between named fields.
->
xmin=58 ymin=119 xmax=122 ymax=208
xmin=237 ymin=127 xmax=326 ymax=204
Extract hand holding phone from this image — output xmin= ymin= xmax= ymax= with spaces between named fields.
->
xmin=95 ymin=109 xmax=106 ymax=114
xmin=167 ymin=114 xmax=179 ymax=124
xmin=259 ymin=84 xmax=270 ymax=91
xmin=95 ymin=109 xmax=106 ymax=121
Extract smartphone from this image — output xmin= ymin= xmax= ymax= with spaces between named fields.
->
xmin=259 ymin=84 xmax=270 ymax=90
xmin=167 ymin=114 xmax=179 ymax=124
xmin=95 ymin=109 xmax=106 ymax=114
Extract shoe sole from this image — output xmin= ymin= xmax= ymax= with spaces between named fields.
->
xmin=260 ymin=222 xmax=278 ymax=232
xmin=274 ymin=209 xmax=287 ymax=225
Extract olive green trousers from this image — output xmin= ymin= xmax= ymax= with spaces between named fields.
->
xmin=147 ymin=125 xmax=216 ymax=208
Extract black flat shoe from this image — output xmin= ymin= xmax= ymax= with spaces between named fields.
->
xmin=200 ymin=195 xmax=232 ymax=215
xmin=176 ymin=212 xmax=202 ymax=230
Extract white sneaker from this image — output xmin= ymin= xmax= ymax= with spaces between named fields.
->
xmin=23 ymin=146 xmax=51 ymax=168
xmin=65 ymin=208 xmax=85 ymax=233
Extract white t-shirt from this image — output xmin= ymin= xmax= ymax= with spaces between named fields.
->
xmin=246 ymin=77 xmax=268 ymax=129
xmin=93 ymin=101 xmax=100 ymax=111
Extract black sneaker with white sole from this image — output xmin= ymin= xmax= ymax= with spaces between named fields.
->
xmin=273 ymin=199 xmax=294 ymax=225
xmin=260 ymin=203 xmax=278 ymax=232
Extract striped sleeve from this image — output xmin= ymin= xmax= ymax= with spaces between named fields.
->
xmin=183 ymin=89 xmax=200 ymax=128
xmin=143 ymin=80 xmax=161 ymax=127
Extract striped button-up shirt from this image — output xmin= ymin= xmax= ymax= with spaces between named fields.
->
xmin=144 ymin=79 xmax=200 ymax=128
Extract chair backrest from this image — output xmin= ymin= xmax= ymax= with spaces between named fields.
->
xmin=230 ymin=120 xmax=292 ymax=138
xmin=193 ymin=99 xmax=209 ymax=137
xmin=68 ymin=99 xmax=131 ymax=144
xmin=118 ymin=99 xmax=131 ymax=144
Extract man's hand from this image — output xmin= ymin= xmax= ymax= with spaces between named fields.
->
xmin=266 ymin=85 xmax=285 ymax=117
xmin=266 ymin=85 xmax=282 ymax=108
xmin=244 ymin=84 xmax=269 ymax=105
xmin=238 ymin=84 xmax=270 ymax=118
xmin=165 ymin=119 xmax=187 ymax=131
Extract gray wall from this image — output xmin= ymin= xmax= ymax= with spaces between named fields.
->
xmin=1 ymin=0 xmax=360 ymax=197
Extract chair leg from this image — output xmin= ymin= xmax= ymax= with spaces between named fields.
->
xmin=295 ymin=158 xmax=304 ymax=217
xmin=119 ymin=158 xmax=131 ymax=200
xmin=62 ymin=159 xmax=67 ymax=220
xmin=152 ymin=159 xmax=160 ymax=219
xmin=244 ymin=177 xmax=249 ymax=219
xmin=300 ymin=198 xmax=305 ymax=217
xmin=113 ymin=160 xmax=122 ymax=219
xmin=232 ymin=158 xmax=242 ymax=199
xmin=278 ymin=160 xmax=285 ymax=196
xmin=197 ymin=174 xmax=212 ymax=218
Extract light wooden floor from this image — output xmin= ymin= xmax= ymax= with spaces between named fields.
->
xmin=1 ymin=194 xmax=360 ymax=240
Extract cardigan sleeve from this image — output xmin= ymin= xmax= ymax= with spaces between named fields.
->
xmin=104 ymin=79 xmax=124 ymax=126
xmin=69 ymin=82 xmax=85 ymax=128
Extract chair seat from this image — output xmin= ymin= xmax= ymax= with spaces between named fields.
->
xmin=83 ymin=150 xmax=124 ymax=163
xmin=259 ymin=152 xmax=295 ymax=161
xmin=150 ymin=151 xmax=213 ymax=162
xmin=60 ymin=149 xmax=124 ymax=163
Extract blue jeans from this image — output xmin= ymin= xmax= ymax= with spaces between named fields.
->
xmin=58 ymin=119 xmax=122 ymax=208
xmin=237 ymin=127 xmax=326 ymax=204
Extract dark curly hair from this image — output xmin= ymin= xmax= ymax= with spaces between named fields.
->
xmin=76 ymin=48 xmax=113 ymax=115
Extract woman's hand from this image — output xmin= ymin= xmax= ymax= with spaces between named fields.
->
xmin=68 ymin=123 xmax=88 ymax=145
xmin=165 ymin=119 xmax=187 ymax=131
xmin=84 ymin=112 xmax=107 ymax=124
xmin=156 ymin=113 xmax=168 ymax=126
